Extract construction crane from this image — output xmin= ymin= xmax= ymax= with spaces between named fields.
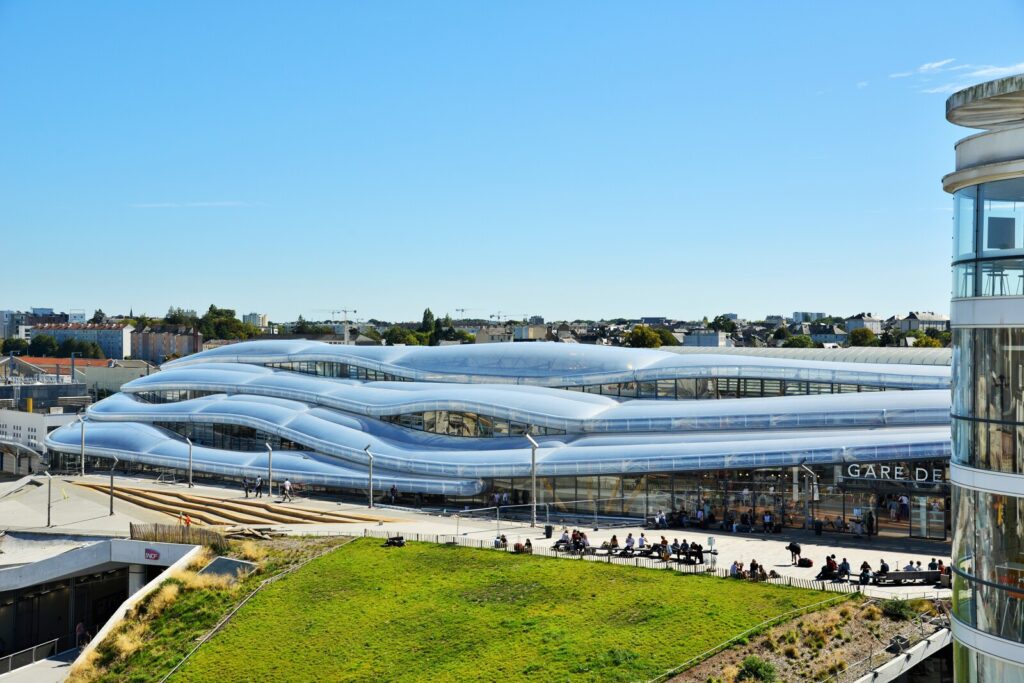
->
xmin=313 ymin=307 xmax=358 ymax=344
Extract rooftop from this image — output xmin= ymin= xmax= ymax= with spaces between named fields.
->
xmin=946 ymin=73 xmax=1024 ymax=129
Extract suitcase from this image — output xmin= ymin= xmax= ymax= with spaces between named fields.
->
xmin=798 ymin=558 xmax=813 ymax=568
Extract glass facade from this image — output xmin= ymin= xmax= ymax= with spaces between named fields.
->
xmin=565 ymin=377 xmax=887 ymax=399
xmin=952 ymin=178 xmax=1024 ymax=298
xmin=265 ymin=360 xmax=410 ymax=382
xmin=381 ymin=411 xmax=566 ymax=437
xmin=134 ymin=390 xmax=218 ymax=403
xmin=951 ymin=172 xmax=1024 ymax=669
xmin=153 ymin=421 xmax=305 ymax=453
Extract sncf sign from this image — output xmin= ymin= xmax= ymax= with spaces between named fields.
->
xmin=144 ymin=548 xmax=161 ymax=561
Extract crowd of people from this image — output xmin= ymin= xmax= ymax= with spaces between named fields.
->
xmin=814 ymin=554 xmax=948 ymax=584
xmin=551 ymin=529 xmax=709 ymax=563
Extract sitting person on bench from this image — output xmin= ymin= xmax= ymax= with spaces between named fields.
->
xmin=836 ymin=557 xmax=851 ymax=581
xmin=622 ymin=533 xmax=635 ymax=554
xmin=816 ymin=555 xmax=838 ymax=580
xmin=602 ymin=535 xmax=620 ymax=552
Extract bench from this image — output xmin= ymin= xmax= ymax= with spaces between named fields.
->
xmin=874 ymin=570 xmax=941 ymax=586
xmin=383 ymin=536 xmax=405 ymax=548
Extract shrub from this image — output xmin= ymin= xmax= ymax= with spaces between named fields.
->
xmin=113 ymin=621 xmax=147 ymax=660
xmin=146 ymin=582 xmax=180 ymax=617
xmin=737 ymin=655 xmax=777 ymax=682
xmin=783 ymin=645 xmax=799 ymax=659
xmin=862 ymin=604 xmax=882 ymax=621
xmin=881 ymin=599 xmax=915 ymax=622
xmin=237 ymin=540 xmax=267 ymax=562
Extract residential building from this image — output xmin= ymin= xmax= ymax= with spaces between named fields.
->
xmin=792 ymin=311 xmax=826 ymax=323
xmin=513 ymin=324 xmax=549 ymax=341
xmin=765 ymin=315 xmax=786 ymax=327
xmin=475 ymin=327 xmax=513 ymax=343
xmin=31 ymin=323 xmax=134 ymax=360
xmin=68 ymin=309 xmax=87 ymax=324
xmin=845 ymin=312 xmax=883 ymax=335
xmin=944 ymin=74 xmax=1024 ymax=680
xmin=809 ymin=323 xmax=848 ymax=346
xmin=898 ymin=311 xmax=950 ymax=334
xmin=243 ymin=312 xmax=268 ymax=327
xmin=132 ymin=326 xmax=202 ymax=364
xmin=528 ymin=316 xmax=545 ymax=325
xmin=640 ymin=317 xmax=667 ymax=326
xmin=682 ymin=330 xmax=734 ymax=347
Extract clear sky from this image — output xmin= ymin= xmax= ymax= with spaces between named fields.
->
xmin=2 ymin=2 xmax=1023 ymax=323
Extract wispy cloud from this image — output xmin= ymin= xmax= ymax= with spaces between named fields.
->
xmin=129 ymin=200 xmax=253 ymax=209
xmin=856 ymin=81 xmax=869 ymax=89
xmin=890 ymin=58 xmax=955 ymax=78
xmin=890 ymin=58 xmax=1024 ymax=95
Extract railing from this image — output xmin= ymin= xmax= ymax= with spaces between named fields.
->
xmin=357 ymin=528 xmax=865 ymax=595
xmin=0 ymin=637 xmax=59 ymax=675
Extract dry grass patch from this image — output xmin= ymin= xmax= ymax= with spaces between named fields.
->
xmin=113 ymin=621 xmax=147 ymax=660
xmin=236 ymin=540 xmax=267 ymax=563
xmin=66 ymin=648 xmax=101 ymax=683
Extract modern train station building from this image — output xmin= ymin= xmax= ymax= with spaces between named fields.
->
xmin=47 ymin=341 xmax=953 ymax=540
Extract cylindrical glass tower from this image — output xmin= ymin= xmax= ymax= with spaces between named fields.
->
xmin=945 ymin=74 xmax=1024 ymax=681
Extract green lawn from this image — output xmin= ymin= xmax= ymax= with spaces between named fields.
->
xmin=172 ymin=538 xmax=829 ymax=683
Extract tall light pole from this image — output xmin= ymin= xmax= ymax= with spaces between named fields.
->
xmin=44 ymin=470 xmax=52 ymax=527
xmin=186 ymin=437 xmax=194 ymax=488
xmin=77 ymin=415 xmax=86 ymax=477
xmin=69 ymin=351 xmax=82 ymax=385
xmin=265 ymin=442 xmax=273 ymax=498
xmin=109 ymin=454 xmax=119 ymax=515
xmin=364 ymin=445 xmax=374 ymax=508
xmin=525 ymin=433 xmax=539 ymax=528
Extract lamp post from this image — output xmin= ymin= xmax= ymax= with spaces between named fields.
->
xmin=77 ymin=415 xmax=86 ymax=477
xmin=186 ymin=437 xmax=194 ymax=488
xmin=364 ymin=445 xmax=374 ymax=508
xmin=109 ymin=454 xmax=119 ymax=515
xmin=525 ymin=433 xmax=539 ymax=528
xmin=799 ymin=459 xmax=819 ymax=525
xmin=69 ymin=351 xmax=82 ymax=385
xmin=44 ymin=470 xmax=52 ymax=527
xmin=265 ymin=442 xmax=273 ymax=498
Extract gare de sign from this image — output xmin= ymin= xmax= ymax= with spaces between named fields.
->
xmin=845 ymin=463 xmax=945 ymax=482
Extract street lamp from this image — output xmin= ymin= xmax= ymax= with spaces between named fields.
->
xmin=364 ymin=445 xmax=374 ymax=508
xmin=44 ymin=470 xmax=52 ymax=527
xmin=77 ymin=415 xmax=86 ymax=477
xmin=265 ymin=442 xmax=273 ymax=498
xmin=109 ymin=454 xmax=119 ymax=515
xmin=525 ymin=433 xmax=539 ymax=528
xmin=69 ymin=351 xmax=82 ymax=385
xmin=186 ymin=437 xmax=194 ymax=488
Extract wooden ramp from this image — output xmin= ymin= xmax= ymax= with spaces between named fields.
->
xmin=74 ymin=483 xmax=397 ymax=526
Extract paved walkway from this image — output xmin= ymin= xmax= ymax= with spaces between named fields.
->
xmin=0 ymin=648 xmax=76 ymax=683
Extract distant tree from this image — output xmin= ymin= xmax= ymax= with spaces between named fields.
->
xmin=782 ymin=334 xmax=814 ymax=348
xmin=913 ymin=335 xmax=942 ymax=348
xmin=2 ymin=338 xmax=28 ymax=354
xmin=624 ymin=325 xmax=662 ymax=348
xmin=165 ymin=306 xmax=199 ymax=327
xmin=28 ymin=334 xmax=59 ymax=356
xmin=709 ymin=315 xmax=737 ymax=333
xmin=653 ymin=328 xmax=680 ymax=346
xmin=420 ymin=308 xmax=435 ymax=334
xmin=772 ymin=327 xmax=791 ymax=341
xmin=849 ymin=328 xmax=879 ymax=347
xmin=89 ymin=309 xmax=106 ymax=324
xmin=384 ymin=326 xmax=421 ymax=346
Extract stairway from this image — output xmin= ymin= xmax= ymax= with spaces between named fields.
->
xmin=74 ymin=483 xmax=395 ymax=526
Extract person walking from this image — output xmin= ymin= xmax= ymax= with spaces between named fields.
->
xmin=254 ymin=476 xmax=264 ymax=498
xmin=282 ymin=479 xmax=293 ymax=502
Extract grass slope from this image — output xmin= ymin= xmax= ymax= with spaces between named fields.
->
xmin=173 ymin=538 xmax=828 ymax=682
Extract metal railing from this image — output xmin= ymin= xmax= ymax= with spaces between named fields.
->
xmin=0 ymin=637 xmax=59 ymax=674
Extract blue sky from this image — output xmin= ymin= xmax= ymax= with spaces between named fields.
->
xmin=2 ymin=2 xmax=1023 ymax=323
